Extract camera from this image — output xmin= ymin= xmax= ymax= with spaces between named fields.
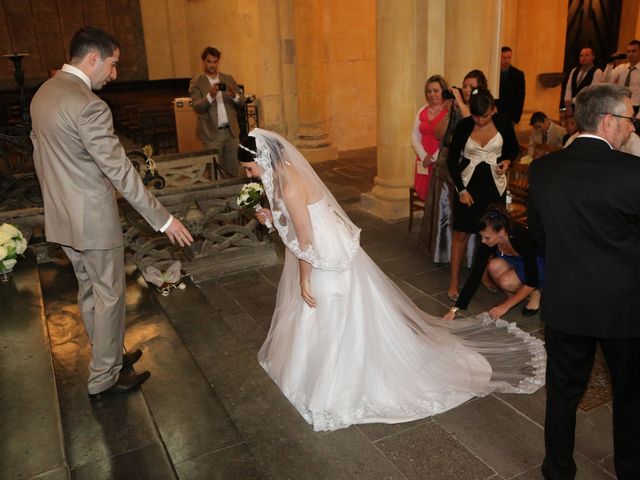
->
xmin=218 ymin=82 xmax=227 ymax=92
xmin=611 ymin=53 xmax=627 ymax=61
xmin=442 ymin=87 xmax=458 ymax=100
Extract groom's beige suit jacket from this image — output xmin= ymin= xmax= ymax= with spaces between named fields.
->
xmin=30 ymin=71 xmax=170 ymax=250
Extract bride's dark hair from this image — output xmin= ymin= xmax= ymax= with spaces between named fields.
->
xmin=238 ymin=136 xmax=257 ymax=163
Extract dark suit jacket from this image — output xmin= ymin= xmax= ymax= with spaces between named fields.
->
xmin=496 ymin=66 xmax=525 ymax=124
xmin=189 ymin=72 xmax=245 ymax=142
xmin=30 ymin=71 xmax=170 ymax=250
xmin=528 ymin=137 xmax=640 ymax=338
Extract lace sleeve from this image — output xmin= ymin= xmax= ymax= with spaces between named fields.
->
xmin=282 ymin=182 xmax=314 ymax=257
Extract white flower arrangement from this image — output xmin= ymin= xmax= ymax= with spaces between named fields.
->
xmin=0 ymin=223 xmax=27 ymax=272
xmin=236 ymin=182 xmax=265 ymax=209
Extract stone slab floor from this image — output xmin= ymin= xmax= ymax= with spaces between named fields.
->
xmin=2 ymin=148 xmax=616 ymax=479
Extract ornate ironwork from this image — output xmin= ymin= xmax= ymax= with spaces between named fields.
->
xmin=123 ymin=183 xmax=276 ymax=279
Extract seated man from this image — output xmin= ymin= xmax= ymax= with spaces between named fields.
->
xmin=528 ymin=111 xmax=567 ymax=158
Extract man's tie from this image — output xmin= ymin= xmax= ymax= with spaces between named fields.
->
xmin=541 ymin=131 xmax=548 ymax=146
xmin=624 ymin=66 xmax=636 ymax=87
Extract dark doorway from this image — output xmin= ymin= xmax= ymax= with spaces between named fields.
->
xmin=560 ymin=0 xmax=623 ymax=108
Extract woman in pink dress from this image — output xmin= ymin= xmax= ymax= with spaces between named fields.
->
xmin=411 ymin=75 xmax=450 ymax=200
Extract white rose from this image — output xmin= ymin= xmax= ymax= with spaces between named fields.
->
xmin=15 ymin=237 xmax=27 ymax=255
xmin=0 ymin=223 xmax=19 ymax=238
xmin=1 ymin=258 xmax=16 ymax=270
xmin=0 ymin=245 xmax=6 ymax=260
xmin=0 ymin=231 xmax=10 ymax=245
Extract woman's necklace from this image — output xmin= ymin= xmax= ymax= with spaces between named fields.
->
xmin=428 ymin=103 xmax=443 ymax=115
xmin=498 ymin=240 xmax=517 ymax=256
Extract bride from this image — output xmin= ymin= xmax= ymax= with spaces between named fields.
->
xmin=238 ymin=128 xmax=545 ymax=432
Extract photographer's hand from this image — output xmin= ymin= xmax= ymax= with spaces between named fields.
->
xmin=209 ymin=84 xmax=220 ymax=97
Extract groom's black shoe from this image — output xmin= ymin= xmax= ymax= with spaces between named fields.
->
xmin=88 ymin=371 xmax=151 ymax=400
xmin=123 ymin=349 xmax=142 ymax=368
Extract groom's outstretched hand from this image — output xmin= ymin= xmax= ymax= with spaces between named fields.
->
xmin=165 ymin=218 xmax=194 ymax=247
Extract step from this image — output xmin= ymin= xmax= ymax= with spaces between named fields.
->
xmin=0 ymin=253 xmax=68 ymax=480
xmin=36 ymin=253 xmax=265 ymax=479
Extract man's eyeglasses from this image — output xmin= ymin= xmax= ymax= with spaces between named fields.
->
xmin=600 ymin=112 xmax=640 ymax=131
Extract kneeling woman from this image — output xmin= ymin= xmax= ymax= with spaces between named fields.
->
xmin=444 ymin=206 xmax=543 ymax=321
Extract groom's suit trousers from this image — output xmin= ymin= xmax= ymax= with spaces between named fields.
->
xmin=62 ymin=245 xmax=126 ymax=395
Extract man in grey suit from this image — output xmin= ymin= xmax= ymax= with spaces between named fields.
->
xmin=189 ymin=46 xmax=245 ymax=175
xmin=30 ymin=27 xmax=193 ymax=400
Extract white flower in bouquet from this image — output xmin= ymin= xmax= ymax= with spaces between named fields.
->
xmin=0 ymin=230 xmax=10 ymax=245
xmin=236 ymin=182 xmax=265 ymax=208
xmin=0 ymin=223 xmax=27 ymax=272
xmin=15 ymin=236 xmax=27 ymax=255
xmin=0 ymin=223 xmax=20 ymax=238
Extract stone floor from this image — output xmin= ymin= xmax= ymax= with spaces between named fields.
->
xmin=1 ymin=148 xmax=616 ymax=479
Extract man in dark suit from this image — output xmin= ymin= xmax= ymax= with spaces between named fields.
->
xmin=31 ymin=27 xmax=193 ymax=399
xmin=189 ymin=47 xmax=245 ymax=175
xmin=528 ymin=83 xmax=640 ymax=479
xmin=496 ymin=46 xmax=526 ymax=124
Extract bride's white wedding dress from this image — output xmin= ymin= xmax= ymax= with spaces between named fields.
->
xmin=246 ymin=128 xmax=545 ymax=432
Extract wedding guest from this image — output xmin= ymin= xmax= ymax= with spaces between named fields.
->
xmin=529 ymin=83 xmax=640 ymax=479
xmin=564 ymin=47 xmax=603 ymax=113
xmin=562 ymin=115 xmax=578 ymax=145
xmin=446 ymin=89 xmax=519 ymax=301
xmin=411 ymin=75 xmax=450 ymax=200
xmin=497 ymin=46 xmax=526 ymax=124
xmin=443 ymin=205 xmax=543 ymax=321
xmin=189 ymin=46 xmax=246 ymax=175
xmin=603 ymin=40 xmax=640 ymax=115
xmin=418 ymin=70 xmax=488 ymax=265
xmin=528 ymin=112 xmax=567 ymax=158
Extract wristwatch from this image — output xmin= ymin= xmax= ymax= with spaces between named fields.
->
xmin=450 ymin=307 xmax=460 ymax=314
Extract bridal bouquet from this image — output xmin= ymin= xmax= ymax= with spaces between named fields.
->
xmin=236 ymin=182 xmax=265 ymax=209
xmin=237 ymin=182 xmax=273 ymax=231
xmin=0 ymin=223 xmax=28 ymax=273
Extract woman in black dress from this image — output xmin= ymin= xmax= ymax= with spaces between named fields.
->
xmin=446 ymin=89 xmax=520 ymax=302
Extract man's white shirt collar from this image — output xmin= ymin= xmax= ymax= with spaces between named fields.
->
xmin=61 ymin=64 xmax=92 ymax=90
xmin=577 ymin=133 xmax=613 ymax=149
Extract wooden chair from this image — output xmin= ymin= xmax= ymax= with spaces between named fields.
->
xmin=408 ymin=187 xmax=424 ymax=231
xmin=508 ymin=162 xmax=530 ymax=225
xmin=508 ymin=162 xmax=530 ymax=204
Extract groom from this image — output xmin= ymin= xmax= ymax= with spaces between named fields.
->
xmin=528 ymin=83 xmax=640 ymax=479
xmin=30 ymin=26 xmax=193 ymax=399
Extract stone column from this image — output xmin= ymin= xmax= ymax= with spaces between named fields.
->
xmin=292 ymin=0 xmax=338 ymax=162
xmin=361 ymin=0 xmax=445 ymax=219
xmin=444 ymin=0 xmax=503 ymax=95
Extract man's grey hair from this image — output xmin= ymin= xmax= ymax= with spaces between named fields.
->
xmin=574 ymin=84 xmax=631 ymax=132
